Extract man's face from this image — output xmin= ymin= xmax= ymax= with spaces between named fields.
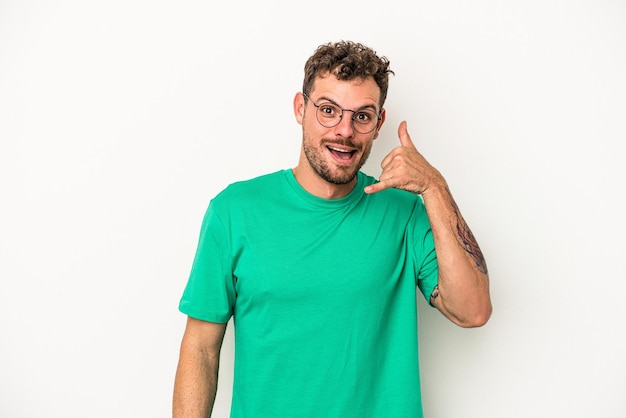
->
xmin=295 ymin=75 xmax=385 ymax=186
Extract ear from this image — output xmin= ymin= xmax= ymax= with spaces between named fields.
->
xmin=294 ymin=92 xmax=306 ymax=125
xmin=372 ymin=108 xmax=386 ymax=140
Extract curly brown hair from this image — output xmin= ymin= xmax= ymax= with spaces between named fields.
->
xmin=302 ymin=41 xmax=394 ymax=109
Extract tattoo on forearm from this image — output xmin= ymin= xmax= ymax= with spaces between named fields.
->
xmin=451 ymin=198 xmax=488 ymax=275
xmin=430 ymin=285 xmax=440 ymax=303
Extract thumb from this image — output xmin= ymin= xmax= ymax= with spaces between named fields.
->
xmin=398 ymin=120 xmax=415 ymax=149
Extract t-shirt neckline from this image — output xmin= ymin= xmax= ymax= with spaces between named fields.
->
xmin=283 ymin=169 xmax=365 ymax=208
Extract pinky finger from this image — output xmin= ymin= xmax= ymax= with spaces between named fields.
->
xmin=364 ymin=180 xmax=391 ymax=194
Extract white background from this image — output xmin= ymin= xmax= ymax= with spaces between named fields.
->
xmin=1 ymin=1 xmax=625 ymax=417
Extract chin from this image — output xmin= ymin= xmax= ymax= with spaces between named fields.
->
xmin=321 ymin=167 xmax=360 ymax=185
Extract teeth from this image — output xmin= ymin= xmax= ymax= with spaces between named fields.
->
xmin=328 ymin=146 xmax=352 ymax=153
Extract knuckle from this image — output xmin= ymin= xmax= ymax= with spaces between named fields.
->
xmin=392 ymin=154 xmax=404 ymax=163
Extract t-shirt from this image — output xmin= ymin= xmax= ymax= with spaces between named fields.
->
xmin=179 ymin=169 xmax=439 ymax=418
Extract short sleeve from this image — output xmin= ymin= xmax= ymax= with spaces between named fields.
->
xmin=410 ymin=198 xmax=439 ymax=306
xmin=178 ymin=201 xmax=236 ymax=323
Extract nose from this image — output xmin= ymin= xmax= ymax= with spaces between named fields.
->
xmin=333 ymin=111 xmax=355 ymax=137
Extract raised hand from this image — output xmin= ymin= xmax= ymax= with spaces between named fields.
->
xmin=364 ymin=121 xmax=444 ymax=195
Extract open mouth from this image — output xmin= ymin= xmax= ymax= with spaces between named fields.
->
xmin=327 ymin=145 xmax=357 ymax=163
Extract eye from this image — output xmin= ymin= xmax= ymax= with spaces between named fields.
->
xmin=318 ymin=103 xmax=340 ymax=118
xmin=354 ymin=110 xmax=375 ymax=123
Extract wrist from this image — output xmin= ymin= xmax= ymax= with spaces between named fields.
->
xmin=421 ymin=173 xmax=447 ymax=198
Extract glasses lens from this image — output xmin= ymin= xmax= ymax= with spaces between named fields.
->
xmin=316 ymin=103 xmax=342 ymax=128
xmin=352 ymin=110 xmax=378 ymax=134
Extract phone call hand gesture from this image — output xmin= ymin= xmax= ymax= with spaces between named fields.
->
xmin=365 ymin=121 xmax=444 ymax=196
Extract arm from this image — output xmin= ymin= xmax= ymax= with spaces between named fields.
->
xmin=419 ymin=180 xmax=491 ymax=327
xmin=173 ymin=317 xmax=227 ymax=418
xmin=365 ymin=121 xmax=492 ymax=327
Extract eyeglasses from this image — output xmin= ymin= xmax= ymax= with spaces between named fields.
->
xmin=303 ymin=93 xmax=381 ymax=134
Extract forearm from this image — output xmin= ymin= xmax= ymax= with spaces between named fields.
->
xmin=173 ymin=340 xmax=220 ymax=417
xmin=422 ymin=180 xmax=492 ymax=327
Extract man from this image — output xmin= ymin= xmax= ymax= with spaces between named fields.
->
xmin=173 ymin=40 xmax=491 ymax=418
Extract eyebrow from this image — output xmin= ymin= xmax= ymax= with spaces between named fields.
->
xmin=315 ymin=95 xmax=379 ymax=113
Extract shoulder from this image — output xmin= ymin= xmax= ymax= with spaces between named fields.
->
xmin=208 ymin=170 xmax=289 ymax=214
xmin=215 ymin=170 xmax=285 ymax=200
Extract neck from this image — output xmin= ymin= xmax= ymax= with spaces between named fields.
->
xmin=292 ymin=165 xmax=357 ymax=200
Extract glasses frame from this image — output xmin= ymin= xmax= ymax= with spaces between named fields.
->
xmin=303 ymin=93 xmax=382 ymax=134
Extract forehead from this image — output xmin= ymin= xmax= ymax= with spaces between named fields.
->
xmin=311 ymin=74 xmax=381 ymax=108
